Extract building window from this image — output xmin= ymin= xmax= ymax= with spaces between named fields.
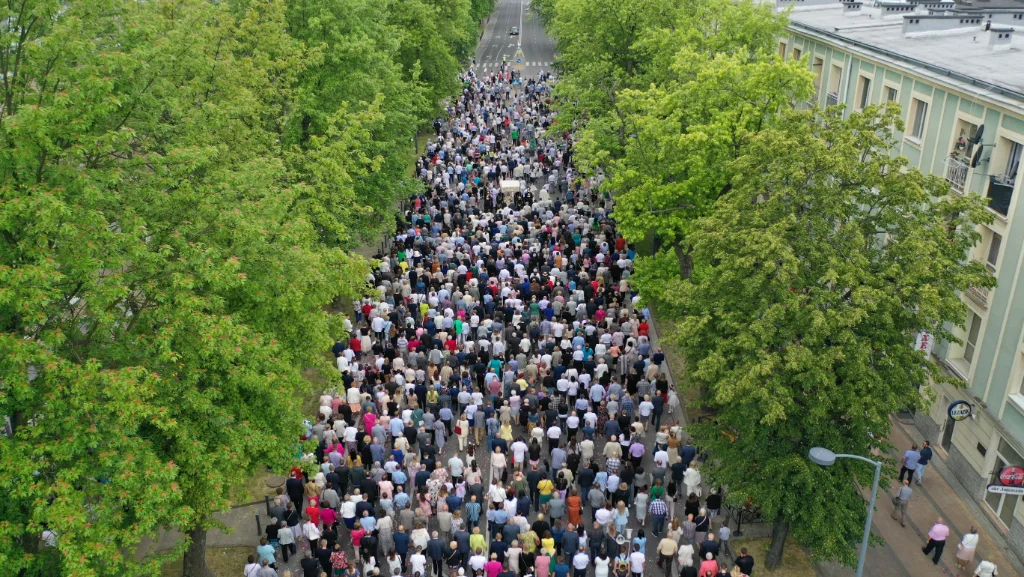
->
xmin=984 ymin=439 xmax=1023 ymax=527
xmin=779 ymin=41 xmax=788 ymax=59
xmin=964 ymin=311 xmax=981 ymax=363
xmin=812 ymin=57 xmax=824 ymax=93
xmin=910 ymin=98 xmax=928 ymax=140
xmin=856 ymin=75 xmax=871 ymax=110
xmin=986 ymin=231 xmax=1002 ymax=270
xmin=885 ymin=86 xmax=898 ymax=102
xmin=793 ymin=48 xmax=802 ymax=60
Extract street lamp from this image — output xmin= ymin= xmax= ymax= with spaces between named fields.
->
xmin=808 ymin=447 xmax=882 ymax=577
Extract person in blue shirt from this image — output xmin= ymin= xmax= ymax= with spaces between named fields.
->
xmin=493 ymin=507 xmax=510 ymax=533
xmin=446 ymin=493 xmax=463 ymax=513
xmin=553 ymin=556 xmax=571 ymax=577
xmin=394 ymin=489 xmax=410 ymax=510
xmin=392 ymin=469 xmax=407 ymax=487
xmin=465 ymin=496 xmax=482 ymax=528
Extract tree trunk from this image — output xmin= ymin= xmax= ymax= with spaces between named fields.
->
xmin=673 ymin=242 xmax=692 ymax=280
xmin=182 ymin=527 xmax=213 ymax=577
xmin=765 ymin=516 xmax=790 ymax=570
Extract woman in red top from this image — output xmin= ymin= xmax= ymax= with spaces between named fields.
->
xmin=638 ymin=321 xmax=650 ymax=337
xmin=305 ymin=499 xmax=320 ymax=526
xmin=350 ymin=527 xmax=366 ymax=549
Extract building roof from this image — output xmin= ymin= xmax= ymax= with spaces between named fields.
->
xmin=781 ymin=0 xmax=1024 ymax=103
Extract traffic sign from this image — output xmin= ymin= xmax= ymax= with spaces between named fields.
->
xmin=517 ymin=58 xmax=521 ymax=63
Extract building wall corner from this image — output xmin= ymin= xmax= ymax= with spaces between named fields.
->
xmin=916 ymin=410 xmax=941 ymax=443
xmin=1008 ymin=518 xmax=1024 ymax=565
xmin=947 ymin=444 xmax=988 ymax=501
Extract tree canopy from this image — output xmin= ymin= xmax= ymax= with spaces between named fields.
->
xmin=0 ymin=0 xmax=488 ymax=575
xmin=633 ymin=106 xmax=995 ymax=565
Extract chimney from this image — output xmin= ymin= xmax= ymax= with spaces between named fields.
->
xmin=877 ymin=1 xmax=918 ymax=19
xmin=843 ymin=1 xmax=864 ymax=15
xmin=902 ymin=13 xmax=985 ymax=35
xmin=988 ymin=25 xmax=1015 ymax=49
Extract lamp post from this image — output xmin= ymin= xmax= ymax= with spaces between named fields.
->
xmin=808 ymin=447 xmax=882 ymax=577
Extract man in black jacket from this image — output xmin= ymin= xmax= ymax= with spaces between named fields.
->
xmin=735 ymin=548 xmax=755 ymax=575
xmin=300 ymin=550 xmax=321 ymax=577
xmin=527 ymin=466 xmax=542 ymax=512
xmin=285 ymin=472 xmax=304 ymax=510
xmin=427 ymin=531 xmax=446 ymax=577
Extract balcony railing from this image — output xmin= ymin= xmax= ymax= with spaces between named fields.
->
xmin=826 ymin=91 xmax=840 ymax=107
xmin=986 ymin=174 xmax=1016 ymax=217
xmin=966 ymin=286 xmax=989 ymax=308
xmin=944 ymin=155 xmax=970 ymax=194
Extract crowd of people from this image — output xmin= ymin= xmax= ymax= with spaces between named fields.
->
xmin=239 ymin=61 xmax=754 ymax=577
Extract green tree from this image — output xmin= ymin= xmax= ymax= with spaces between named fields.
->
xmin=546 ymin=0 xmax=681 ymax=155
xmin=636 ymin=105 xmax=994 ymax=567
xmin=0 ymin=2 xmax=364 ymax=576
xmin=599 ymin=49 xmax=811 ymax=275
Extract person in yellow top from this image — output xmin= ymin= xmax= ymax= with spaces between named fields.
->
xmin=537 ymin=474 xmax=555 ymax=510
xmin=519 ymin=529 xmax=539 ymax=555
xmin=469 ymin=526 xmax=487 ymax=554
xmin=541 ymin=532 xmax=555 ymax=554
xmin=499 ymin=422 xmax=514 ymax=442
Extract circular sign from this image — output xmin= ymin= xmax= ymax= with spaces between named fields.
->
xmin=948 ymin=400 xmax=972 ymax=421
xmin=998 ymin=465 xmax=1024 ymax=487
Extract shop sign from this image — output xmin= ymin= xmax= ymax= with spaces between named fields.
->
xmin=986 ymin=484 xmax=1024 ymax=496
xmin=998 ymin=465 xmax=1024 ymax=487
xmin=947 ymin=400 xmax=973 ymax=421
xmin=914 ymin=331 xmax=933 ymax=356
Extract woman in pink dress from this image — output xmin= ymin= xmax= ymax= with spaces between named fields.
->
xmin=535 ymin=551 xmax=550 ymax=577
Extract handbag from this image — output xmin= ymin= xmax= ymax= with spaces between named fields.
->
xmin=455 ymin=426 xmax=463 ymax=435
xmin=891 ymin=495 xmax=900 ymax=505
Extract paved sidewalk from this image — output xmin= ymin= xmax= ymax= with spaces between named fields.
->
xmin=816 ymin=416 xmax=1023 ymax=577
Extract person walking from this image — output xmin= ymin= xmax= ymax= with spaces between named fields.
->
xmin=898 ymin=444 xmax=921 ymax=484
xmin=648 ymin=495 xmax=668 ymax=536
xmin=973 ymin=559 xmax=999 ymax=577
xmin=916 ymin=441 xmax=933 ymax=485
xmin=656 ymin=533 xmax=678 ymax=576
xmin=628 ymin=544 xmax=646 ymax=577
xmin=922 ymin=518 xmax=950 ymax=565
xmin=956 ymin=527 xmax=980 ymax=571
xmin=890 ymin=480 xmax=912 ymax=527
xmin=572 ymin=545 xmax=590 ymax=577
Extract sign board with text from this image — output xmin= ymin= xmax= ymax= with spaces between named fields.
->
xmin=998 ymin=465 xmax=1024 ymax=487
xmin=947 ymin=400 xmax=973 ymax=421
xmin=987 ymin=484 xmax=1024 ymax=496
xmin=914 ymin=331 xmax=934 ymax=356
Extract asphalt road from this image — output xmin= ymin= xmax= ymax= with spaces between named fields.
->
xmin=473 ymin=0 xmax=556 ymax=75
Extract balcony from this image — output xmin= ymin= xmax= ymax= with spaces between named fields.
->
xmin=944 ymin=155 xmax=970 ymax=194
xmin=966 ymin=285 xmax=989 ymax=308
xmin=986 ymin=174 xmax=1016 ymax=218
xmin=826 ymin=91 xmax=840 ymax=107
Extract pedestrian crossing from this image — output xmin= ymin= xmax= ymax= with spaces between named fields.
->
xmin=475 ymin=61 xmax=552 ymax=69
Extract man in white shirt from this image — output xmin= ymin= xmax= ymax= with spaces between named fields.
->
xmin=572 ymin=546 xmax=590 ymax=577
xmin=409 ymin=548 xmax=427 ymax=577
xmin=470 ymin=550 xmax=488 ymax=572
xmin=629 ymin=545 xmax=646 ymax=577
xmin=547 ymin=424 xmax=562 ymax=449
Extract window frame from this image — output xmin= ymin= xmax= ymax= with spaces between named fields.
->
xmin=906 ymin=94 xmax=931 ymax=146
xmin=963 ymin=310 xmax=982 ymax=364
xmin=855 ymin=73 xmax=873 ymax=111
